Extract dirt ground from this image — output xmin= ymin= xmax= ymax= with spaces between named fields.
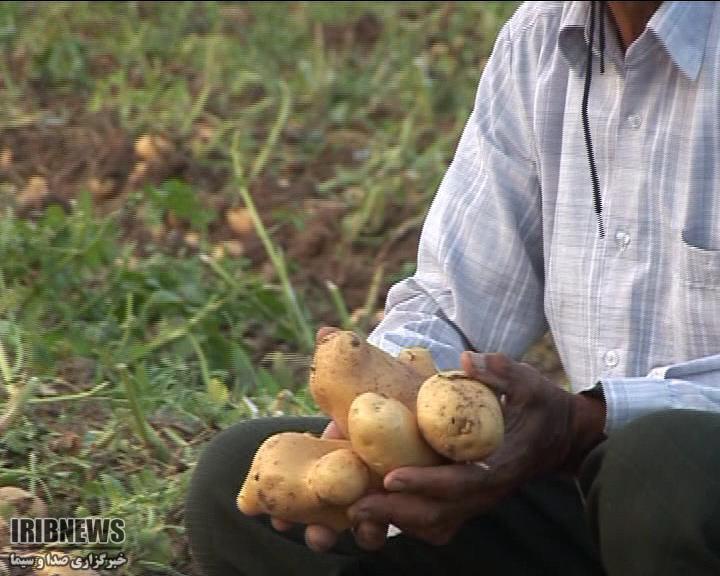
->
xmin=1 ymin=109 xmax=565 ymax=387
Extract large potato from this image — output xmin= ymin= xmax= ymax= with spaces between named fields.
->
xmin=237 ymin=432 xmax=377 ymax=531
xmin=417 ymin=372 xmax=504 ymax=462
xmin=309 ymin=331 xmax=430 ymax=437
xmin=348 ymin=392 xmax=443 ymax=476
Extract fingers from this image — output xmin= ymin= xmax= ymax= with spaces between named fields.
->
xmin=349 ymin=492 xmax=443 ymax=529
xmin=320 ymin=420 xmax=344 ymax=440
xmin=352 ymin=521 xmax=388 ymax=551
xmin=347 ymin=493 xmax=465 ymax=545
xmin=305 ymin=524 xmax=339 ymax=553
xmin=274 ymin=517 xmax=342 ymax=554
xmin=271 ymin=517 xmax=294 ymax=532
xmin=316 ymin=326 xmax=340 ymax=343
xmin=484 ymin=352 xmax=513 ymax=376
xmin=383 ymin=464 xmax=484 ymax=500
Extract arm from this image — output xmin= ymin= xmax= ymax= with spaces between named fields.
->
xmin=339 ymin=23 xmax=553 ymax=551
xmin=601 ymin=354 xmax=720 ymax=432
xmin=368 ymin=23 xmax=545 ymax=370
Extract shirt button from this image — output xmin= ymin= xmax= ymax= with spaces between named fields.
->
xmin=628 ymin=114 xmax=642 ymax=129
xmin=603 ymin=350 xmax=619 ymax=368
xmin=615 ymin=230 xmax=631 ymax=251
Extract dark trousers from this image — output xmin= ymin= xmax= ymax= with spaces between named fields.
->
xmin=185 ymin=410 xmax=720 ymax=576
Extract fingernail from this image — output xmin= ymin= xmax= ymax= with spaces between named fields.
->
xmin=385 ymin=478 xmax=405 ymax=491
xmin=471 ymin=354 xmax=486 ymax=370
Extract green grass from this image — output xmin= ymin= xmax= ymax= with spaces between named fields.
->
xmin=0 ymin=2 xmax=518 ymax=573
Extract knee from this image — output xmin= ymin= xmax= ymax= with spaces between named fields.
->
xmin=185 ymin=417 xmax=329 ymax=574
xmin=187 ymin=416 xmax=329 ymax=509
xmin=185 ymin=420 xmax=264 ymax=576
xmin=600 ymin=408 xmax=720 ymax=484
xmin=584 ymin=409 xmax=720 ymax=574
xmin=185 ymin=419 xmax=267 ymax=543
xmin=189 ymin=419 xmax=265 ymax=502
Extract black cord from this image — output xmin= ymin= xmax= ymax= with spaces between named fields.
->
xmin=582 ymin=1 xmax=605 ymax=238
xmin=599 ymin=0 xmax=606 ymax=73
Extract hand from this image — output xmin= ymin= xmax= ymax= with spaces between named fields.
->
xmin=346 ymin=352 xmax=595 ymax=549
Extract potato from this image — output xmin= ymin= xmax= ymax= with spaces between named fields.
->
xmin=0 ymin=486 xmax=47 ymax=518
xmin=396 ymin=347 xmax=437 ymax=380
xmin=417 ymin=372 xmax=504 ymax=462
xmin=238 ymin=337 xmax=505 ymax=529
xmin=0 ymin=485 xmax=44 ymax=550
xmin=307 ymin=448 xmax=369 ymax=506
xmin=237 ymin=432 xmax=377 ymax=531
xmin=348 ymin=392 xmax=443 ymax=476
xmin=309 ymin=331 xmax=428 ymax=437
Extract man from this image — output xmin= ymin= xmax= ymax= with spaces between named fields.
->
xmin=186 ymin=2 xmax=720 ymax=574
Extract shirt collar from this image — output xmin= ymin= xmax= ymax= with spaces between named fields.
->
xmin=558 ymin=1 xmax=715 ymax=81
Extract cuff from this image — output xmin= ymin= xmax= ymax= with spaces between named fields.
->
xmin=598 ymin=377 xmax=676 ymax=433
xmin=366 ymin=331 xmax=462 ymax=370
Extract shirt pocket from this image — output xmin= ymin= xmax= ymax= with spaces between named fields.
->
xmin=677 ymin=227 xmax=720 ymax=288
xmin=668 ymin=228 xmax=720 ymax=358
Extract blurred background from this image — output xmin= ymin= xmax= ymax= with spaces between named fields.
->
xmin=0 ymin=2 xmax=564 ymax=574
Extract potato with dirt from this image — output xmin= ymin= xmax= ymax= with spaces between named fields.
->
xmin=347 ymin=391 xmax=444 ymax=476
xmin=237 ymin=432 xmax=380 ymax=531
xmin=417 ymin=371 xmax=504 ymax=462
xmin=238 ymin=331 xmax=504 ymax=528
xmin=396 ymin=346 xmax=438 ymax=380
xmin=309 ymin=331 xmax=432 ymax=438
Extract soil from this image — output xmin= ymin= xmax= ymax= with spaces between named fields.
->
xmin=0 ymin=107 xmax=424 ymax=326
xmin=0 ymin=106 xmax=564 ymax=382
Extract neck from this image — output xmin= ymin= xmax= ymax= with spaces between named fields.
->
xmin=607 ymin=1 xmax=663 ymax=51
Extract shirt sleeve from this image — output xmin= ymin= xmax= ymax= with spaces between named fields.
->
xmin=368 ymin=24 xmax=546 ymax=370
xmin=601 ymin=354 xmax=720 ymax=432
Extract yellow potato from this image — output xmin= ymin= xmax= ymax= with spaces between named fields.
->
xmin=0 ymin=486 xmax=47 ymax=518
xmin=396 ymin=347 xmax=437 ymax=380
xmin=309 ymin=331 xmax=429 ymax=437
xmin=237 ymin=432 xmax=377 ymax=531
xmin=307 ymin=448 xmax=369 ymax=506
xmin=348 ymin=392 xmax=443 ymax=476
xmin=239 ymin=336 xmax=506 ymax=530
xmin=417 ymin=371 xmax=504 ymax=462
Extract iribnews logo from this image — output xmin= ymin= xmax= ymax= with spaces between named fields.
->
xmin=10 ymin=518 xmax=125 ymax=546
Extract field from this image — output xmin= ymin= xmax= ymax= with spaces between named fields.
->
xmin=0 ymin=2 xmax=563 ymax=574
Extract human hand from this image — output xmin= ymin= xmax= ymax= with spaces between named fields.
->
xmin=346 ymin=352 xmax=581 ymax=549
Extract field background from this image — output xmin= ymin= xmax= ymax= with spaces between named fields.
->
xmin=0 ymin=2 xmax=563 ymax=574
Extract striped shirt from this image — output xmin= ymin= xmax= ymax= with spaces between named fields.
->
xmin=368 ymin=1 xmax=720 ymax=433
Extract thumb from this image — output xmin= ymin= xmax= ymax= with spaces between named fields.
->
xmin=460 ymin=351 xmax=512 ymax=395
xmin=461 ymin=351 xmax=512 ymax=378
xmin=482 ymin=352 xmax=512 ymax=377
